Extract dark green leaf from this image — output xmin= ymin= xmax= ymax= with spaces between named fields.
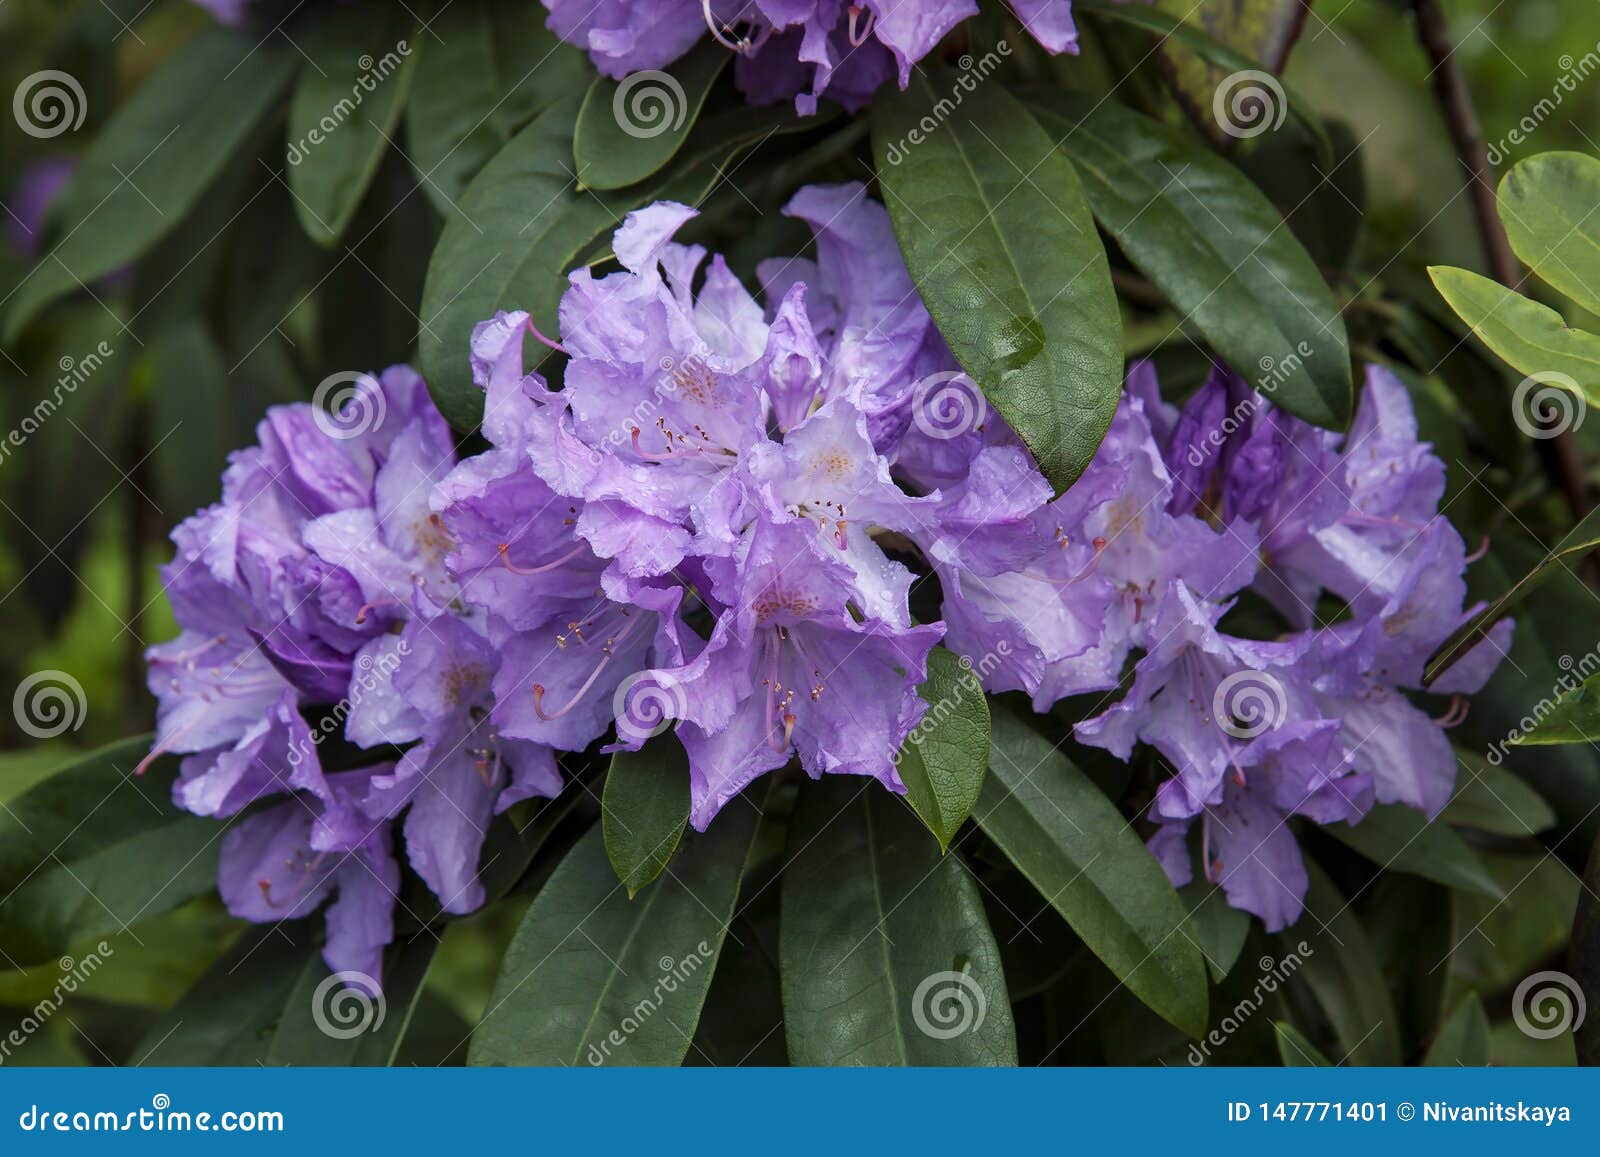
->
xmin=780 ymin=777 xmax=1016 ymax=1065
xmin=896 ymin=647 xmax=990 ymax=851
xmin=0 ymin=737 xmax=222 ymax=966
xmin=573 ymin=42 xmax=727 ymax=191
xmin=1182 ymin=881 xmax=1250 ymax=982
xmin=286 ymin=8 xmax=419 ymax=246
xmin=872 ymin=73 xmax=1121 ymax=495
xmin=1325 ymin=804 xmax=1501 ymax=898
xmin=470 ymin=802 xmax=759 ymax=1066
xmin=1443 ymin=752 xmax=1556 ymax=836
xmin=149 ymin=321 xmax=245 ymax=518
xmin=603 ymin=739 xmax=691 ymax=896
xmin=4 ymin=28 xmax=297 ymax=340
xmin=1424 ymin=994 xmax=1491 ymax=1067
xmin=978 ymin=708 xmax=1208 ymax=1037
xmin=1030 ymin=90 xmax=1349 ymax=429
xmin=405 ymin=0 xmax=588 ymax=214
xmin=1274 ymin=1020 xmax=1330 ymax=1066
xmin=1284 ymin=861 xmax=1402 ymax=1065
xmin=1424 ymin=505 xmax=1600 ymax=685
xmin=265 ymin=931 xmax=439 ymax=1066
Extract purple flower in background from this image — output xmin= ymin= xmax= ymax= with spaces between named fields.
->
xmin=5 ymin=157 xmax=75 ymax=260
xmin=190 ymin=0 xmax=255 ymax=23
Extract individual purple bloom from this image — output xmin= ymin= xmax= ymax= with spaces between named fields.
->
xmin=644 ymin=517 xmax=942 ymax=828
xmin=1149 ymin=721 xmax=1374 ymax=932
xmin=360 ymin=615 xmax=561 ymax=915
xmin=217 ymin=766 xmax=399 ymax=981
xmin=5 ymin=157 xmax=75 ymax=260
xmin=190 ymin=0 xmax=255 ymax=23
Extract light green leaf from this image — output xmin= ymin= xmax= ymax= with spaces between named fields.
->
xmin=4 ymin=28 xmax=297 ymax=341
xmin=978 ymin=709 xmax=1208 ymax=1037
xmin=286 ymin=9 xmax=419 ymax=246
xmin=573 ymin=42 xmax=727 ymax=191
xmin=1509 ymin=670 xmax=1600 ymax=746
xmin=1428 ymin=264 xmax=1600 ymax=398
xmin=470 ymin=804 xmax=759 ymax=1066
xmin=1325 ymin=804 xmax=1502 ymax=898
xmin=780 ymin=777 xmax=1016 ymax=1065
xmin=872 ymin=72 xmax=1122 ymax=495
xmin=1030 ymin=90 xmax=1350 ymax=429
xmin=1498 ymin=152 xmax=1600 ymax=317
xmin=896 ymin=647 xmax=990 ymax=851
xmin=602 ymin=739 xmax=691 ymax=897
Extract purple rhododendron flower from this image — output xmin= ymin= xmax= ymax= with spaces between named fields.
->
xmin=542 ymin=0 xmax=1114 ymax=114
xmin=148 ymin=179 xmax=1514 ymax=966
xmin=5 ymin=157 xmax=75 ymax=261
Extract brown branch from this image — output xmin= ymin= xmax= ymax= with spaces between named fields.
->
xmin=1411 ymin=0 xmax=1593 ymax=526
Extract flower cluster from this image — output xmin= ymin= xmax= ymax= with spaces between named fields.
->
xmin=544 ymin=0 xmax=1093 ymax=114
xmin=146 ymin=182 xmax=1509 ymax=979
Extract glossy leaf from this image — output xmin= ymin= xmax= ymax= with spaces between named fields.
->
xmin=1325 ymin=804 xmax=1502 ymax=898
xmin=602 ymin=739 xmax=691 ymax=896
xmin=1424 ymin=505 xmax=1600 ymax=685
xmin=1423 ymin=994 xmax=1491 ymax=1067
xmin=1508 ymin=670 xmax=1600 ymax=746
xmin=573 ymin=42 xmax=727 ymax=190
xmin=287 ymin=8 xmax=419 ymax=247
xmin=0 ymin=737 xmax=221 ymax=966
xmin=1428 ymin=264 xmax=1600 ymax=399
xmin=780 ymin=777 xmax=1016 ymax=1065
xmin=1443 ymin=753 xmax=1556 ymax=836
xmin=1181 ymin=881 xmax=1251 ymax=982
xmin=1031 ymin=90 xmax=1350 ymax=429
xmin=872 ymin=72 xmax=1122 ymax=494
xmin=1286 ymin=862 xmax=1402 ymax=1065
xmin=4 ymin=27 xmax=297 ymax=341
xmin=978 ymin=709 xmax=1208 ymax=1037
xmin=1498 ymin=151 xmax=1600 ymax=316
xmin=404 ymin=0 xmax=588 ymax=214
xmin=896 ymin=647 xmax=991 ymax=851
xmin=470 ymin=803 xmax=758 ymax=1066
xmin=265 ymin=932 xmax=439 ymax=1066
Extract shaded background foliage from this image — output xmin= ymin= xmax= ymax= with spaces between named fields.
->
xmin=0 ymin=0 xmax=1598 ymax=1066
